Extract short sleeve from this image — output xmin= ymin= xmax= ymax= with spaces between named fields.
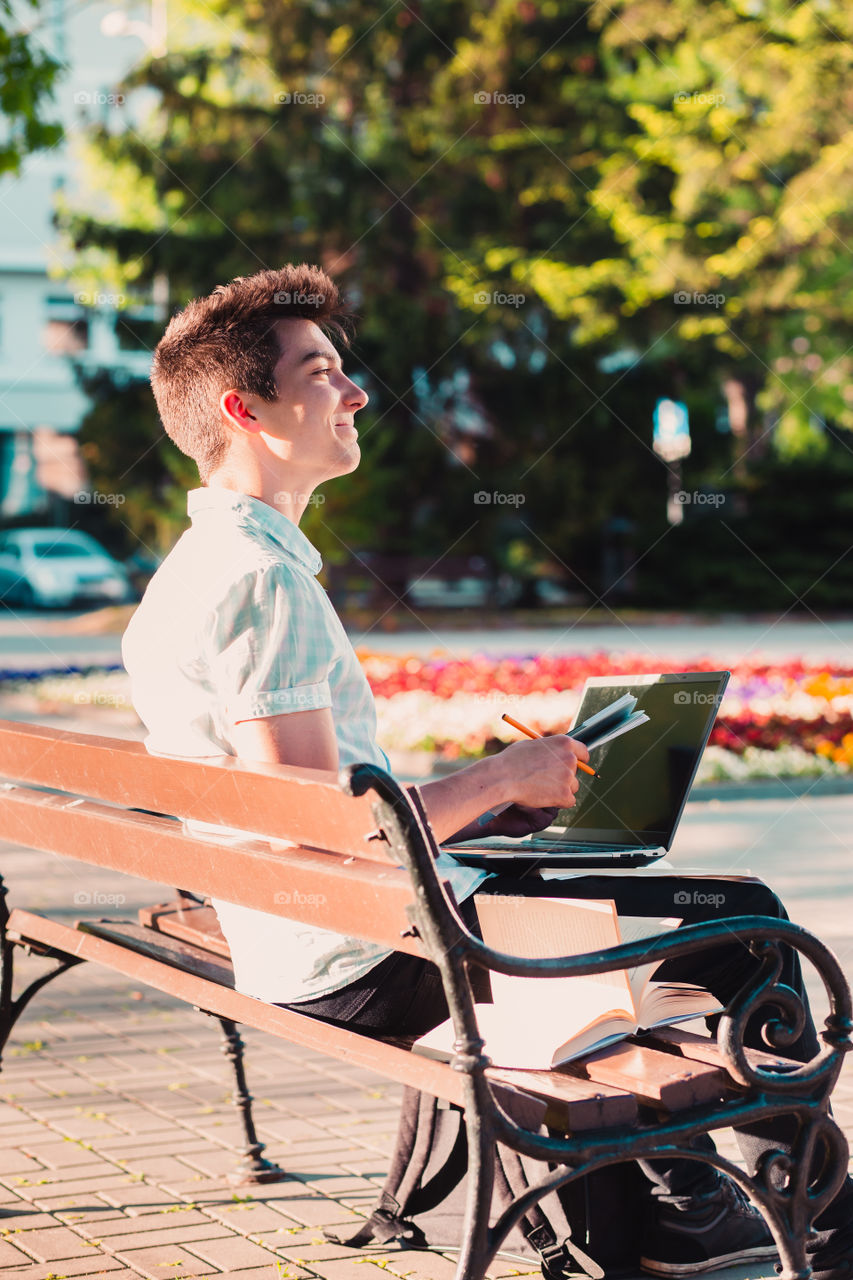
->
xmin=202 ymin=562 xmax=334 ymax=723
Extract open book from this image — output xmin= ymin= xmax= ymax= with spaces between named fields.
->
xmin=414 ymin=895 xmax=721 ymax=1069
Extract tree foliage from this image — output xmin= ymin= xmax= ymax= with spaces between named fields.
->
xmin=62 ymin=0 xmax=853 ymax=606
xmin=0 ymin=0 xmax=62 ymax=174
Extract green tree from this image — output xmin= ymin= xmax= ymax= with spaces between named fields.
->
xmin=61 ymin=0 xmax=658 ymax=600
xmin=61 ymin=0 xmax=853 ymax=609
xmin=458 ymin=0 xmax=853 ymax=473
xmin=0 ymin=0 xmax=62 ymax=173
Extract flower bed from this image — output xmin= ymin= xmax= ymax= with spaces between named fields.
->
xmin=358 ymin=652 xmax=853 ymax=780
xmin=3 ymin=653 xmax=853 ymax=782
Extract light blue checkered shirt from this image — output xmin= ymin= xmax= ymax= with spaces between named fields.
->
xmin=122 ymin=487 xmax=487 ymax=1003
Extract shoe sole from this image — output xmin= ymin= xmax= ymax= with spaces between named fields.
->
xmin=640 ymin=1244 xmax=779 ymax=1276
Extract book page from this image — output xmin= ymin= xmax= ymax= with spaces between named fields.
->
xmin=617 ymin=915 xmax=681 ymax=1002
xmin=474 ymin=894 xmax=632 ymax=995
xmin=639 ymin=983 xmax=723 ymax=1028
xmin=427 ymin=895 xmax=637 ymax=1067
xmin=414 ymin=979 xmax=637 ymax=1069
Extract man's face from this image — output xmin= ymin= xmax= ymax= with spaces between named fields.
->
xmin=250 ymin=318 xmax=369 ymax=484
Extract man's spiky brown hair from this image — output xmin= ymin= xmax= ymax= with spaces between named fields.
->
xmin=150 ymin=264 xmax=352 ymax=480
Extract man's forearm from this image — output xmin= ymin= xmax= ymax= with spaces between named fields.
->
xmin=414 ymin=753 xmax=513 ymax=844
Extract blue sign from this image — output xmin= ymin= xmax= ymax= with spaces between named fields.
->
xmin=653 ymin=399 xmax=691 ymax=461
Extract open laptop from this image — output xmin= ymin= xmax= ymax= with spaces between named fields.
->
xmin=444 ymin=670 xmax=730 ymax=870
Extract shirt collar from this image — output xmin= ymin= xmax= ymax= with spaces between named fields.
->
xmin=187 ymin=487 xmax=323 ymax=576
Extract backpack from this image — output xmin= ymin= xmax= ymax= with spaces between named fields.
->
xmin=325 ymin=1086 xmax=646 ymax=1278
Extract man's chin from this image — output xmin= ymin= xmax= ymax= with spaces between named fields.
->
xmin=340 ymin=443 xmax=361 ymax=473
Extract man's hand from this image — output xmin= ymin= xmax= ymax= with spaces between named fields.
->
xmin=420 ymin=737 xmax=591 ymax=844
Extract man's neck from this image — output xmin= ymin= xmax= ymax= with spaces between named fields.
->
xmin=206 ymin=470 xmax=315 ymax=525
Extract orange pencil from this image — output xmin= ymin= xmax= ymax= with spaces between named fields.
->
xmin=501 ymin=712 xmax=599 ymax=777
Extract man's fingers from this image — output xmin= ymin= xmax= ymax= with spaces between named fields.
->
xmin=564 ymin=734 xmax=591 ymax=764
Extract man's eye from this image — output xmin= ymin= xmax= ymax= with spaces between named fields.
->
xmin=313 ymin=368 xmax=332 ymax=375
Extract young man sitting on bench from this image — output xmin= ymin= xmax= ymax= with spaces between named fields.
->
xmin=122 ymin=264 xmax=853 ymax=1280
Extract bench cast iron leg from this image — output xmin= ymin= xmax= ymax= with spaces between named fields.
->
xmin=0 ymin=881 xmax=84 ymax=1067
xmin=216 ymin=1016 xmax=288 ymax=1185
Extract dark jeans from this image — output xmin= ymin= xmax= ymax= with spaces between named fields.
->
xmin=285 ymin=873 xmax=853 ymax=1228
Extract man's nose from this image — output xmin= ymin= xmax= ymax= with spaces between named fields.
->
xmin=346 ymin=379 xmax=369 ymax=410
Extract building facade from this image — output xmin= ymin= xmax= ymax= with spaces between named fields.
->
xmin=0 ymin=0 xmax=155 ymax=520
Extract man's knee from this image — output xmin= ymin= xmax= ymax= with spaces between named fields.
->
xmin=740 ymin=881 xmax=789 ymax=923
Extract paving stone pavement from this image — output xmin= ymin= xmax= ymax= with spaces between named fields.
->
xmin=1 ymin=791 xmax=853 ymax=1279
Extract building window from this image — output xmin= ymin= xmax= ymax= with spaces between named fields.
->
xmin=42 ymin=318 xmax=89 ymax=354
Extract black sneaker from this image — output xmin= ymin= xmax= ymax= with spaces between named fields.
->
xmin=641 ymin=1177 xmax=778 ymax=1276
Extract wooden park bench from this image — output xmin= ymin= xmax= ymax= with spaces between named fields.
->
xmin=0 ymin=718 xmax=850 ymax=1280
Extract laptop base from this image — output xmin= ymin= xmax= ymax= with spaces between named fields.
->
xmin=445 ymin=844 xmax=668 ymax=871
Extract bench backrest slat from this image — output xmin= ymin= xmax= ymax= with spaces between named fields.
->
xmin=0 ymin=785 xmax=426 ymax=956
xmin=0 ymin=720 xmax=396 ymax=861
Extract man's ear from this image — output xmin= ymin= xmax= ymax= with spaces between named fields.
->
xmin=220 ymin=390 xmax=260 ymax=432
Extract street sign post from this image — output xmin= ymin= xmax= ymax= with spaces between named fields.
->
xmin=653 ymin=399 xmax=691 ymax=525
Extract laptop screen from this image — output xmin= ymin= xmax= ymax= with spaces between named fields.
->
xmin=553 ymin=671 xmax=730 ymax=849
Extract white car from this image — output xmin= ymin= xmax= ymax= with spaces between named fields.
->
xmin=0 ymin=528 xmax=135 ymax=609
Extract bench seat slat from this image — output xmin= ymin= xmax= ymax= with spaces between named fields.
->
xmin=8 ymin=909 xmax=639 ymax=1135
xmin=486 ymin=1067 xmax=638 ymax=1129
xmin=138 ymin=901 xmax=230 ymax=958
xmin=77 ymin=919 xmax=236 ymax=987
xmin=0 ymin=788 xmax=426 ymax=956
xmin=644 ymin=1026 xmax=797 ymax=1075
xmin=0 ymin=720 xmax=393 ymax=860
xmin=566 ymin=1040 xmax=731 ymax=1109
